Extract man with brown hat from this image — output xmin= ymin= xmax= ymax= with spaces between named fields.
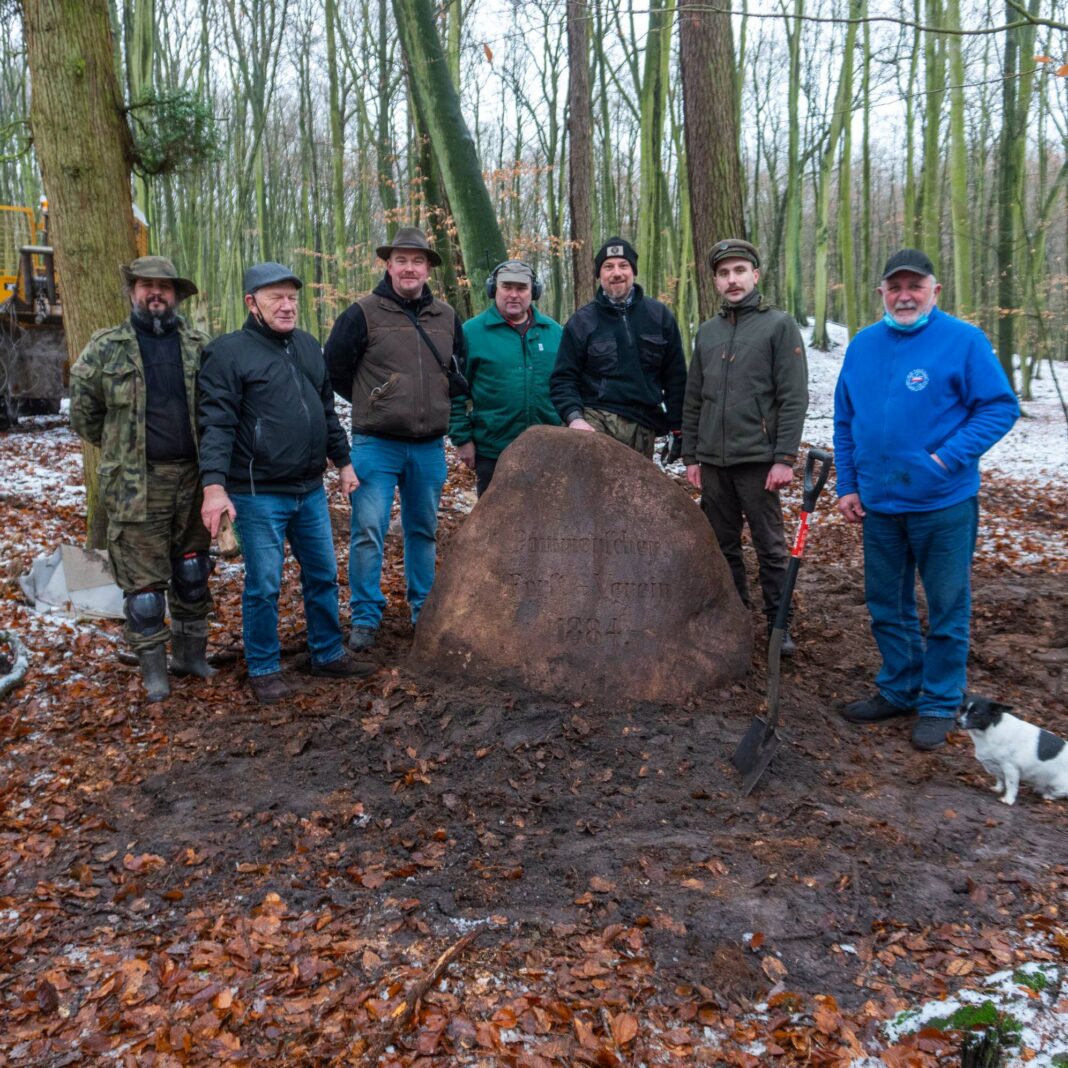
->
xmin=550 ymin=236 xmax=686 ymax=460
xmin=325 ymin=228 xmax=466 ymax=652
xmin=70 ymin=256 xmax=215 ymax=702
xmin=681 ymin=239 xmax=808 ymax=654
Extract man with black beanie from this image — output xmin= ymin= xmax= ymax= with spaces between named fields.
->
xmin=550 ymin=237 xmax=686 ymax=460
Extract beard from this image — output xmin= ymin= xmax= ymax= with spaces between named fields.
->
xmin=132 ymin=300 xmax=178 ymax=336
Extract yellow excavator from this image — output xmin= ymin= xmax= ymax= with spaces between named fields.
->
xmin=0 ymin=199 xmax=147 ymax=430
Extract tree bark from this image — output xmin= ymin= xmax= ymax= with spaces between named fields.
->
xmin=679 ymin=0 xmax=746 ymax=321
xmin=23 ymin=0 xmax=138 ymax=549
xmin=392 ymin=0 xmax=505 ymax=306
xmin=567 ymin=0 xmax=595 ymax=306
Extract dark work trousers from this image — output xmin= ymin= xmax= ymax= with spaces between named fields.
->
xmin=474 ymin=456 xmax=498 ymax=497
xmin=699 ymin=461 xmax=788 ymax=622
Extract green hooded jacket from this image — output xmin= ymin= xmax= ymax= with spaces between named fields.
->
xmin=449 ymin=304 xmax=563 ymax=460
xmin=69 ymin=318 xmax=209 ymax=523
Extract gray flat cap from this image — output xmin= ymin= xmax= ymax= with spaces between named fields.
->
xmin=243 ymin=262 xmax=303 ymax=296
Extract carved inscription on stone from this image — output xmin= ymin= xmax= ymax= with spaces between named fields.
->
xmin=412 ymin=426 xmax=751 ymax=705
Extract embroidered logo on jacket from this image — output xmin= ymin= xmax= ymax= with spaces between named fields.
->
xmin=905 ymin=368 xmax=930 ymax=392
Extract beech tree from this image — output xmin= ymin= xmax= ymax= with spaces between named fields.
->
xmin=23 ymin=0 xmax=138 ymax=548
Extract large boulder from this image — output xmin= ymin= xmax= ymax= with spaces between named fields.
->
xmin=412 ymin=426 xmax=751 ymax=704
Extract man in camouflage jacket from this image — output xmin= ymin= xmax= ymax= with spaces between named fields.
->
xmin=69 ymin=256 xmax=214 ymax=702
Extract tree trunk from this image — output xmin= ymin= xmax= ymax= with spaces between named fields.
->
xmin=946 ymin=0 xmax=972 ymax=316
xmin=783 ymin=0 xmax=805 ymax=324
xmin=23 ymin=0 xmax=138 ymax=549
xmin=678 ymin=0 xmax=745 ymax=321
xmin=567 ymin=0 xmax=596 ymax=306
xmin=392 ymin=0 xmax=505 ymax=306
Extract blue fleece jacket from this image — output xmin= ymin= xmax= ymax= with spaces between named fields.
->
xmin=833 ymin=307 xmax=1018 ymax=514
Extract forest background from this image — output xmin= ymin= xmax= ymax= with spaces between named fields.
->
xmin=2 ymin=0 xmax=1067 ymax=404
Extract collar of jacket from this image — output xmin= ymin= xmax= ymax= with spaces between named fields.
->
xmin=595 ymin=282 xmax=644 ymax=314
xmin=718 ymin=288 xmax=770 ymax=319
xmin=243 ymin=311 xmax=296 ymax=345
xmin=373 ymin=273 xmax=434 ymax=314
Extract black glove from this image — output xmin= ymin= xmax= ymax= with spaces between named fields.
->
xmin=661 ymin=430 xmax=682 ymax=464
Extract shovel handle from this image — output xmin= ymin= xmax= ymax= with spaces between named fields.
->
xmin=801 ymin=448 xmax=833 ymax=513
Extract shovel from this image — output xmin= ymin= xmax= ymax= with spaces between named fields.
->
xmin=731 ymin=447 xmax=833 ymax=795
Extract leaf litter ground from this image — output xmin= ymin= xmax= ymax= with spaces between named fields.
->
xmin=1 ymin=351 xmax=1067 ymax=1066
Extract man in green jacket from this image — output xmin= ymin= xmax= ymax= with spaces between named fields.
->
xmin=449 ymin=260 xmax=562 ymax=496
xmin=69 ymin=256 xmax=214 ymax=702
xmin=681 ymin=239 xmax=808 ymax=654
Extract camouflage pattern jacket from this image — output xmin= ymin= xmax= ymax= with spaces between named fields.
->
xmin=69 ymin=319 xmax=209 ymax=523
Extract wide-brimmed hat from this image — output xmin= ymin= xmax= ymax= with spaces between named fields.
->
xmin=375 ymin=227 xmax=442 ymax=268
xmin=243 ymin=262 xmax=303 ymax=296
xmin=121 ymin=256 xmax=198 ymax=302
xmin=709 ymin=238 xmax=760 ymax=270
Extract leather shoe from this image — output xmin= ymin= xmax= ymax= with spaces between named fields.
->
xmin=249 ymin=672 xmax=291 ymax=705
xmin=911 ymin=717 xmax=954 ymax=751
xmin=310 ymin=653 xmax=375 ymax=679
xmin=841 ymin=693 xmax=915 ymax=723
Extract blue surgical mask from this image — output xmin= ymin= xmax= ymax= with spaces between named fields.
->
xmin=883 ymin=311 xmax=930 ymax=333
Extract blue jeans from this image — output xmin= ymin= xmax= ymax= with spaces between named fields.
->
xmin=349 ymin=434 xmax=447 ymax=627
xmin=862 ymin=498 xmax=979 ymax=719
xmin=231 ymin=488 xmax=345 ymax=677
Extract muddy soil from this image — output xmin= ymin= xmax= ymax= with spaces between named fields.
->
xmin=9 ymin=466 xmax=1065 ymax=1021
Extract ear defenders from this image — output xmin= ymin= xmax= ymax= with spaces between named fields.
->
xmin=485 ymin=261 xmax=544 ymax=301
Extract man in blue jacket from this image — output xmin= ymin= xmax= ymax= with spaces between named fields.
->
xmin=833 ymin=249 xmax=1018 ymax=750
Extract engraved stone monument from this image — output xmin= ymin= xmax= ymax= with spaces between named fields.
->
xmin=412 ymin=426 xmax=751 ymax=704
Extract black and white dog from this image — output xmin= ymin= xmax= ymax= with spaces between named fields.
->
xmin=957 ymin=696 xmax=1068 ymax=806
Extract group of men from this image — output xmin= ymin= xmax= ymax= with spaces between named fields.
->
xmin=69 ymin=228 xmax=1017 ymax=752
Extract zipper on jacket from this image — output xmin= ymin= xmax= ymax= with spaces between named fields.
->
xmin=284 ymin=340 xmax=314 ymax=476
xmin=250 ymin=417 xmax=261 ymax=496
xmin=721 ymin=310 xmax=739 ymax=462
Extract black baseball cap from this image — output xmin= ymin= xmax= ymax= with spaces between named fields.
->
xmin=881 ymin=249 xmax=935 ymax=280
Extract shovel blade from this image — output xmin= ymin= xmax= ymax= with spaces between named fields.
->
xmin=730 ymin=715 xmax=783 ymax=796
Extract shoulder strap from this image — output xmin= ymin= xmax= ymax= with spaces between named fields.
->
xmin=401 ymin=307 xmax=457 ymax=376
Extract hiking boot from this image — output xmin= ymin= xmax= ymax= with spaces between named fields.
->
xmin=249 ymin=672 xmax=291 ymax=705
xmin=136 ymin=645 xmax=171 ymax=703
xmin=841 ymin=693 xmax=916 ymax=723
xmin=170 ymin=632 xmax=216 ymax=679
xmin=768 ymin=625 xmax=797 ymax=658
xmin=910 ymin=717 xmax=954 ymax=751
xmin=310 ymin=652 xmax=376 ymax=679
xmin=348 ymin=625 xmax=377 ymax=652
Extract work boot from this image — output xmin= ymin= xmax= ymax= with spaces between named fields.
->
xmin=249 ymin=672 xmax=291 ymax=705
xmin=170 ymin=622 xmax=216 ymax=679
xmin=910 ymin=717 xmax=954 ymax=751
xmin=136 ymin=645 xmax=171 ymax=703
xmin=348 ymin=625 xmax=377 ymax=652
xmin=310 ymin=652 xmax=376 ymax=679
xmin=841 ymin=693 xmax=916 ymax=723
xmin=768 ymin=624 xmax=797 ymax=658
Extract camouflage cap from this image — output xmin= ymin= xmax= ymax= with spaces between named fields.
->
xmin=120 ymin=255 xmax=198 ymax=302
xmin=708 ymin=239 xmax=760 ymax=271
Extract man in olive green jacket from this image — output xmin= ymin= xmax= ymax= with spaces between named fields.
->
xmin=449 ymin=260 xmax=562 ymax=496
xmin=69 ymin=256 xmax=214 ymax=701
xmin=681 ymin=239 xmax=808 ymax=653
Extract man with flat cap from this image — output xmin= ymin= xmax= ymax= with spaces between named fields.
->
xmin=325 ymin=228 xmax=466 ymax=652
xmin=835 ymin=248 xmax=1017 ymax=750
xmin=681 ymin=239 xmax=808 ymax=654
xmin=449 ymin=259 xmax=561 ymax=496
xmin=198 ymin=262 xmax=372 ymax=705
xmin=70 ymin=256 xmax=214 ymax=702
xmin=550 ymin=236 xmax=686 ymax=460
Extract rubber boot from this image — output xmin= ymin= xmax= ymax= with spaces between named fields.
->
xmin=170 ymin=622 xmax=216 ymax=679
xmin=136 ymin=645 xmax=171 ymax=703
